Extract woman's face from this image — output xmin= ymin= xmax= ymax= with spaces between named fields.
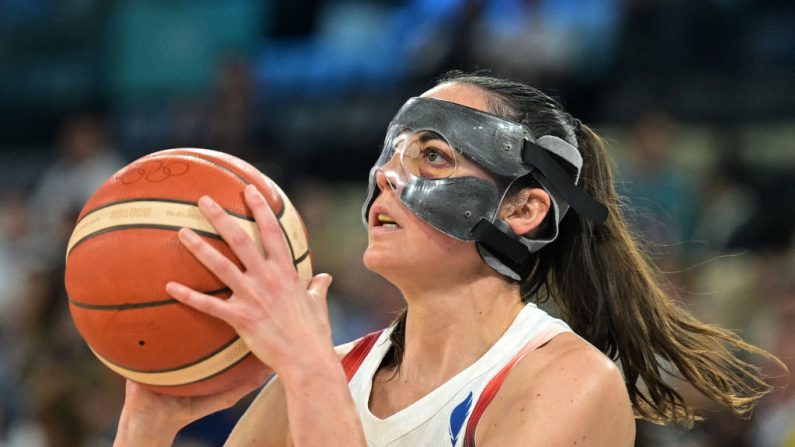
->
xmin=362 ymin=83 xmax=498 ymax=288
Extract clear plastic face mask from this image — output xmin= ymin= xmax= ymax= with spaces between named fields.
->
xmin=368 ymin=127 xmax=508 ymax=242
xmin=364 ymin=97 xmax=605 ymax=279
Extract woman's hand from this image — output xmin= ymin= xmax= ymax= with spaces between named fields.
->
xmin=114 ymin=371 xmax=270 ymax=447
xmin=165 ymin=184 xmax=337 ymax=376
xmin=163 ymin=185 xmax=366 ymax=446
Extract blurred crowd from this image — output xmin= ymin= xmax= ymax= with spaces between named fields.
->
xmin=0 ymin=0 xmax=794 ymax=446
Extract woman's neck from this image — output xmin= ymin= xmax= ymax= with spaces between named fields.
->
xmin=393 ymin=275 xmax=525 ymax=389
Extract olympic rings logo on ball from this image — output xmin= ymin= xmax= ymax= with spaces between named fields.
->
xmin=119 ymin=160 xmax=190 ymax=184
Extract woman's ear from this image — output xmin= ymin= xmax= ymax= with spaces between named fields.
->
xmin=501 ymin=188 xmax=551 ymax=237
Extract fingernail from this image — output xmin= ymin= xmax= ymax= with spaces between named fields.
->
xmin=178 ymin=227 xmax=198 ymax=241
xmin=166 ymin=282 xmax=185 ymax=295
xmin=245 ymin=184 xmax=259 ymax=198
xmin=198 ymin=196 xmax=213 ymax=207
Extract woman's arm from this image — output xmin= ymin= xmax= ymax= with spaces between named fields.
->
xmin=225 ymin=374 xmax=290 ymax=447
xmin=227 ymin=342 xmax=359 ymax=446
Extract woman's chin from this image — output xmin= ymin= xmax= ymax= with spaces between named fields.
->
xmin=362 ymin=249 xmax=391 ymax=274
xmin=362 ymin=249 xmax=411 ymax=280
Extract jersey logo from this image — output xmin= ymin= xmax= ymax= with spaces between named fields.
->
xmin=449 ymin=391 xmax=474 ymax=446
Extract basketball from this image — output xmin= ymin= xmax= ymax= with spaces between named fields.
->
xmin=64 ymin=148 xmax=312 ymax=396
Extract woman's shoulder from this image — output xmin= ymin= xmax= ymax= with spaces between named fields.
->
xmin=476 ymin=332 xmax=636 ymax=446
xmin=529 ymin=332 xmax=620 ymax=376
xmin=505 ymin=333 xmax=630 ymax=411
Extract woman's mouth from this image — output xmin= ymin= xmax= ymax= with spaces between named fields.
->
xmin=377 ymin=214 xmax=401 ymax=229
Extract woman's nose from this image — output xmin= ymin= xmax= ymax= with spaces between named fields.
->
xmin=374 ymin=152 xmax=406 ymax=192
xmin=375 ymin=168 xmax=394 ymax=192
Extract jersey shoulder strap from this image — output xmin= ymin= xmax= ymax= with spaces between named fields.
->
xmin=463 ymin=327 xmax=566 ymax=447
xmin=341 ymin=330 xmax=384 ymax=382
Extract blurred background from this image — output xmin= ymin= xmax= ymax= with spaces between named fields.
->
xmin=0 ymin=0 xmax=793 ymax=445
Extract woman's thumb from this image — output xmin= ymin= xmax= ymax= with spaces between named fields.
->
xmin=307 ymin=273 xmax=333 ymax=300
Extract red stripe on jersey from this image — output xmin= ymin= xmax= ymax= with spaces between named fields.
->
xmin=463 ymin=328 xmax=561 ymax=447
xmin=341 ymin=330 xmax=384 ymax=382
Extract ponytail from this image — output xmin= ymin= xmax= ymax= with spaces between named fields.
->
xmin=524 ymin=124 xmax=781 ymax=424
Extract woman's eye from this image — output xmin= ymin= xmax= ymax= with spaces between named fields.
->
xmin=422 ymin=147 xmax=448 ymax=164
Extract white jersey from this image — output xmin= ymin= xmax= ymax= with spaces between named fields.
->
xmin=341 ymin=303 xmax=572 ymax=447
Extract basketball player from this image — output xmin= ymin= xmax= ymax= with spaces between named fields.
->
xmin=113 ymin=73 xmax=779 ymax=446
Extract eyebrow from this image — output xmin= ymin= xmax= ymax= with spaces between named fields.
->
xmin=417 ymin=131 xmax=448 ymax=145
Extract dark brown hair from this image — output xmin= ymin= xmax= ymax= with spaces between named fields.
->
xmin=382 ymin=71 xmax=784 ymax=425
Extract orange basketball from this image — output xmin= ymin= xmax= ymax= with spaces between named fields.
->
xmin=64 ymin=148 xmax=312 ymax=396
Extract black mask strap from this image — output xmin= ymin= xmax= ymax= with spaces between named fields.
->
xmin=471 ymin=219 xmax=531 ymax=278
xmin=522 ymin=140 xmax=608 ymax=223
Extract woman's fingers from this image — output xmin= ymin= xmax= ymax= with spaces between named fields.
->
xmin=196 ymin=196 xmax=267 ymax=275
xmin=177 ymin=227 xmax=249 ymax=291
xmin=166 ymin=281 xmax=235 ymax=322
xmin=190 ymin=190 xmax=298 ymax=285
xmin=244 ymin=185 xmax=294 ymax=268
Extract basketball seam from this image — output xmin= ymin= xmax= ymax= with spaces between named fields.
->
xmin=275 ymin=197 xmax=286 ymax=219
xmin=67 ymin=223 xmax=226 ymax=256
xmin=294 ymin=249 xmax=310 ymax=266
xmin=69 ymin=287 xmax=231 ymax=310
xmin=275 ymin=217 xmax=296 ymax=261
xmin=154 ymin=352 xmax=255 ymax=388
xmin=71 ymin=297 xmax=177 ymax=310
xmin=97 ymin=335 xmax=243 ymax=374
xmin=77 ymin=198 xmax=255 ymax=225
xmin=68 ymin=217 xmax=303 ymax=266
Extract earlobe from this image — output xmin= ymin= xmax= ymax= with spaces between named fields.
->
xmin=505 ymin=189 xmax=551 ymax=237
